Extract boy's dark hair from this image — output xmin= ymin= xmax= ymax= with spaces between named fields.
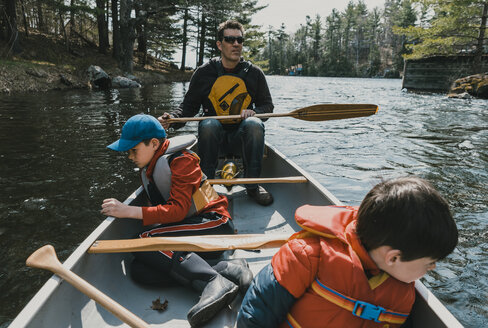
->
xmin=217 ymin=20 xmax=244 ymax=41
xmin=356 ymin=176 xmax=458 ymax=261
xmin=142 ymin=138 xmax=165 ymax=146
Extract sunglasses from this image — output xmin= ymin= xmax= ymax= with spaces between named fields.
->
xmin=223 ymin=36 xmax=244 ymax=44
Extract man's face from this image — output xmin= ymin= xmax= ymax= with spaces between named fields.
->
xmin=217 ymin=28 xmax=243 ymax=66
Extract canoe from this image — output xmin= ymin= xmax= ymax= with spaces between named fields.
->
xmin=9 ymin=141 xmax=463 ymax=328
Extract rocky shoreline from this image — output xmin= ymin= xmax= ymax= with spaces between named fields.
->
xmin=0 ymin=32 xmax=192 ymax=95
xmin=0 ymin=61 xmax=192 ymax=95
xmin=447 ymin=73 xmax=488 ymax=99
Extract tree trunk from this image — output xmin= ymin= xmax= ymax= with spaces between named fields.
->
xmin=96 ymin=0 xmax=109 ymax=54
xmin=119 ymin=0 xmax=136 ymax=73
xmin=111 ymin=0 xmax=121 ymax=59
xmin=135 ymin=5 xmax=147 ymax=66
xmin=59 ymin=9 xmax=70 ymax=52
xmin=5 ymin=0 xmax=21 ymax=54
xmin=474 ymin=2 xmax=488 ymax=70
xmin=198 ymin=11 xmax=206 ymax=66
xmin=37 ymin=1 xmax=46 ymax=33
xmin=19 ymin=0 xmax=29 ymax=37
xmin=70 ymin=0 xmax=76 ymax=32
xmin=180 ymin=7 xmax=189 ymax=70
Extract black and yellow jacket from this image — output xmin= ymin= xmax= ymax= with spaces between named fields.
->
xmin=172 ymin=57 xmax=274 ymax=129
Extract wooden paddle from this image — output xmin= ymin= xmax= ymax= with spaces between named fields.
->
xmin=88 ymin=234 xmax=290 ymax=254
xmin=166 ymin=103 xmax=378 ymax=123
xmin=208 ymin=176 xmax=307 ymax=185
xmin=26 ymin=245 xmax=149 ymax=328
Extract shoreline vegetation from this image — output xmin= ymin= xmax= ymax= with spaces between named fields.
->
xmin=1 ymin=0 xmax=487 ymax=97
xmin=0 ymin=31 xmax=192 ymax=94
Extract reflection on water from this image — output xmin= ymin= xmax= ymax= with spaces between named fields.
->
xmin=1 ymin=77 xmax=487 ymax=327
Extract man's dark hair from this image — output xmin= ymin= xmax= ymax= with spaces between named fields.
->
xmin=217 ymin=20 xmax=245 ymax=41
xmin=356 ymin=176 xmax=458 ymax=261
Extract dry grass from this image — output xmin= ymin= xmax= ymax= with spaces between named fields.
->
xmin=0 ymin=31 xmax=192 ymax=94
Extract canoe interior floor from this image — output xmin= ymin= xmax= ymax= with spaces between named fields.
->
xmin=13 ymin=145 xmax=338 ymax=328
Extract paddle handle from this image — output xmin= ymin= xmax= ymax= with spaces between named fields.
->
xmin=167 ymin=112 xmax=287 ymax=123
xmin=208 ymin=176 xmax=307 ymax=185
xmin=88 ymin=234 xmax=290 ymax=254
xmin=26 ymin=245 xmax=149 ymax=328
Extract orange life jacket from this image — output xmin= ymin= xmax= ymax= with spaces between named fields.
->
xmin=272 ymin=205 xmax=415 ymax=328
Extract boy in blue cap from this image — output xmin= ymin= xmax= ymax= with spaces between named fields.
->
xmin=101 ymin=114 xmax=252 ymax=327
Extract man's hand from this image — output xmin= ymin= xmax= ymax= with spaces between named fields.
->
xmin=158 ymin=112 xmax=172 ymax=130
xmin=241 ymin=109 xmax=255 ymax=119
xmin=101 ymin=198 xmax=142 ymax=219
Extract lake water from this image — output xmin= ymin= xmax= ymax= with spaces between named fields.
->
xmin=0 ymin=76 xmax=487 ymax=327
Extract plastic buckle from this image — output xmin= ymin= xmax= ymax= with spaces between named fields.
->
xmin=352 ymin=301 xmax=384 ymax=323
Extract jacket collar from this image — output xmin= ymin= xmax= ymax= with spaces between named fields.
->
xmin=145 ymin=139 xmax=170 ymax=179
xmin=345 ymin=221 xmax=381 ymax=276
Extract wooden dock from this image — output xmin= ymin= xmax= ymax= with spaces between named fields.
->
xmin=402 ymin=55 xmax=488 ymax=92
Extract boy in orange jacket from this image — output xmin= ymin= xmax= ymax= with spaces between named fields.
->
xmin=237 ymin=176 xmax=458 ymax=327
xmin=101 ymin=114 xmax=252 ymax=327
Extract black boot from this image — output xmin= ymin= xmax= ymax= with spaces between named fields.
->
xmin=130 ymin=259 xmax=176 ymax=287
xmin=247 ymin=185 xmax=274 ymax=206
xmin=187 ymin=274 xmax=239 ymax=327
xmin=169 ymin=252 xmax=239 ymax=327
xmin=213 ymin=259 xmax=253 ymax=294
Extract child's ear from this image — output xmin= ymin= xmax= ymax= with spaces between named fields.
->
xmin=384 ymin=249 xmax=402 ymax=266
xmin=151 ymin=138 xmax=160 ymax=148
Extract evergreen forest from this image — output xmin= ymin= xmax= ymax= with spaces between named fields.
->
xmin=1 ymin=0 xmax=487 ymax=77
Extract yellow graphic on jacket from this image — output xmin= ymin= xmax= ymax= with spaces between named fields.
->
xmin=208 ymin=75 xmax=251 ymax=123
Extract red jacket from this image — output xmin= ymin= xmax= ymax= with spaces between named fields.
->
xmin=272 ymin=205 xmax=415 ymax=328
xmin=141 ymin=140 xmax=230 ymax=226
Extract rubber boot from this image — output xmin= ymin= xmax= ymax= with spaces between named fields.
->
xmin=187 ymin=274 xmax=239 ymax=327
xmin=213 ymin=259 xmax=253 ymax=294
xmin=130 ymin=259 xmax=176 ymax=287
xmin=169 ymin=252 xmax=239 ymax=327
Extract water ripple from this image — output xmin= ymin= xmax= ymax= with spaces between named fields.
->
xmin=0 ymin=78 xmax=487 ymax=327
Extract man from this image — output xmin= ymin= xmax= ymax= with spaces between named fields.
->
xmin=159 ymin=20 xmax=274 ymax=206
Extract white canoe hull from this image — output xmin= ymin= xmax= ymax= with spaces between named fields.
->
xmin=10 ymin=143 xmax=463 ymax=328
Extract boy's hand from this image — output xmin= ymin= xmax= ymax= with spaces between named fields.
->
xmin=101 ymin=198 xmax=142 ymax=219
xmin=158 ymin=112 xmax=172 ymax=130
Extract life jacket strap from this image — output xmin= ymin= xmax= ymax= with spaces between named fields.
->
xmin=311 ymin=279 xmax=409 ymax=324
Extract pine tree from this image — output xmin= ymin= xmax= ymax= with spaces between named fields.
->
xmin=395 ymin=0 xmax=488 ymax=65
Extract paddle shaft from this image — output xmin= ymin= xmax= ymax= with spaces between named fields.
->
xmin=89 ymin=234 xmax=290 ymax=254
xmin=168 ymin=112 xmax=292 ymax=122
xmin=166 ymin=103 xmax=378 ymax=123
xmin=26 ymin=245 xmax=149 ymax=328
xmin=208 ymin=176 xmax=307 ymax=185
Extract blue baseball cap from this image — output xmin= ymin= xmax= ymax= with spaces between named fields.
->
xmin=107 ymin=114 xmax=167 ymax=151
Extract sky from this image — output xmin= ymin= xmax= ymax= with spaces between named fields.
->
xmin=252 ymin=0 xmax=386 ymax=32
xmin=179 ymin=0 xmax=387 ymax=68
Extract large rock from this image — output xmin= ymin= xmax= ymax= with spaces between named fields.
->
xmin=87 ymin=65 xmax=111 ymax=90
xmin=448 ymin=73 xmax=488 ymax=99
xmin=25 ymin=68 xmax=48 ymax=78
xmin=111 ymin=76 xmax=141 ymax=88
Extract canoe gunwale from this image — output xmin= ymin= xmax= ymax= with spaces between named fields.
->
xmin=9 ymin=143 xmax=465 ymax=328
xmin=8 ymin=187 xmax=144 ymax=328
xmin=413 ymin=281 xmax=463 ymax=328
xmin=264 ymin=142 xmax=343 ymax=206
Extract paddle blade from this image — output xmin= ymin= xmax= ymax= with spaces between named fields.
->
xmin=290 ymin=104 xmax=378 ymax=121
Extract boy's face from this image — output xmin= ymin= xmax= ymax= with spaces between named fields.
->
xmin=128 ymin=139 xmax=159 ymax=168
xmin=386 ymin=256 xmax=437 ymax=283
